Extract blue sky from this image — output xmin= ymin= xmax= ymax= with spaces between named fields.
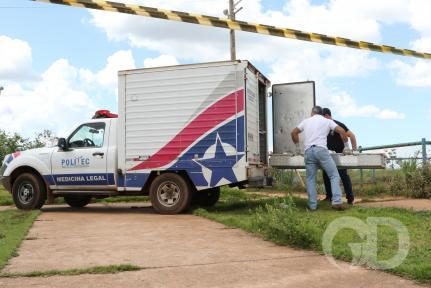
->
xmin=1 ymin=0 xmax=431 ymax=154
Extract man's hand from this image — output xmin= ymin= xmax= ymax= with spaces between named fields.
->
xmin=343 ymin=147 xmax=353 ymax=155
xmin=295 ymin=143 xmax=302 ymax=155
xmin=291 ymin=128 xmax=301 ymax=144
xmin=342 ymin=141 xmax=352 ymax=155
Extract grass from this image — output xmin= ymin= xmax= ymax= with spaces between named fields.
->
xmin=194 ymin=188 xmax=431 ymax=284
xmin=0 ymin=186 xmax=13 ymax=206
xmin=0 ymin=210 xmax=40 ymax=270
xmin=0 ymin=264 xmax=142 ymax=278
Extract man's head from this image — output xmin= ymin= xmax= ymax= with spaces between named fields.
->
xmin=311 ymin=106 xmax=323 ymax=116
xmin=323 ymin=108 xmax=332 ymax=119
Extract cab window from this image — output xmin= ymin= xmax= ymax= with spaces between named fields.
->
xmin=68 ymin=123 xmax=105 ymax=148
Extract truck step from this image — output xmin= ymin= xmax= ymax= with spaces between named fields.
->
xmin=52 ymin=190 xmax=118 ymax=196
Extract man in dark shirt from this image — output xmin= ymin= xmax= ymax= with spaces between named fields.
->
xmin=322 ymin=108 xmax=357 ymax=204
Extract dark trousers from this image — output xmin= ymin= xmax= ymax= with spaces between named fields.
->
xmin=322 ymin=169 xmax=354 ymax=201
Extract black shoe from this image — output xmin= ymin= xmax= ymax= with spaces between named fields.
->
xmin=347 ymin=198 xmax=355 ymax=205
xmin=322 ymin=196 xmax=332 ymax=202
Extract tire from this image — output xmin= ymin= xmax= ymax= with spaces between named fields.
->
xmin=64 ymin=195 xmax=92 ymax=208
xmin=12 ymin=173 xmax=47 ymax=210
xmin=193 ymin=187 xmax=220 ymax=207
xmin=149 ymin=173 xmax=192 ymax=214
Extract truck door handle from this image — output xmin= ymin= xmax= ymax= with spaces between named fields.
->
xmin=92 ymin=152 xmax=104 ymax=157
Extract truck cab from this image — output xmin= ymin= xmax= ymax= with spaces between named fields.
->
xmin=1 ymin=112 xmax=119 ymax=210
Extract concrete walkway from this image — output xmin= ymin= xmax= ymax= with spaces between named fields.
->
xmin=0 ymin=203 xmax=425 ymax=287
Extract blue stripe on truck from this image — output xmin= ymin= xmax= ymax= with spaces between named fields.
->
xmin=44 ymin=173 xmax=150 ymax=189
xmin=44 ymin=173 xmax=116 ymax=186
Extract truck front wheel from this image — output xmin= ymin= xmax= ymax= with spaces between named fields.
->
xmin=149 ymin=173 xmax=192 ymax=214
xmin=64 ymin=195 xmax=92 ymax=208
xmin=12 ymin=173 xmax=47 ymax=210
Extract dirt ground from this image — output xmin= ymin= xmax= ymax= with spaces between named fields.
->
xmin=359 ymin=199 xmax=431 ymax=211
xmin=0 ymin=203 xmax=425 ymax=288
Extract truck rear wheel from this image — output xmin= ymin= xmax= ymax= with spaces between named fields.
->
xmin=12 ymin=173 xmax=47 ymax=210
xmin=194 ymin=187 xmax=220 ymax=207
xmin=149 ymin=173 xmax=192 ymax=214
xmin=64 ymin=195 xmax=92 ymax=208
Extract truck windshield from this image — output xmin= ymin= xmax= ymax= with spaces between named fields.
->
xmin=68 ymin=122 xmax=106 ymax=148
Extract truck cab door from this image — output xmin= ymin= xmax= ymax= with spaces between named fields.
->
xmin=51 ymin=121 xmax=111 ymax=189
xmin=272 ymin=81 xmax=315 ymax=155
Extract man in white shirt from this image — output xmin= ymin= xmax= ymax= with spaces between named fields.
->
xmin=291 ymin=106 xmax=347 ymax=211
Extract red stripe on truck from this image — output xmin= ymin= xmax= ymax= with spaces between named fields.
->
xmin=128 ymin=89 xmax=244 ymax=171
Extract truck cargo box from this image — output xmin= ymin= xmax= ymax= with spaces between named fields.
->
xmin=117 ymin=61 xmax=270 ymax=191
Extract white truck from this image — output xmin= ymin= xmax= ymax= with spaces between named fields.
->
xmin=0 ymin=60 xmax=385 ymax=214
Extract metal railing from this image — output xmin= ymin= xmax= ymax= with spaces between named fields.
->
xmin=359 ymin=138 xmax=430 ymax=166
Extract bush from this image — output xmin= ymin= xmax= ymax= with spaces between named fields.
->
xmin=389 ymin=166 xmax=431 ymax=199
xmin=251 ymin=197 xmax=322 ymax=249
xmin=356 ymin=182 xmax=390 ymax=197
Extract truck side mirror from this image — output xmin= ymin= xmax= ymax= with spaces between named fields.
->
xmin=57 ymin=138 xmax=69 ymax=151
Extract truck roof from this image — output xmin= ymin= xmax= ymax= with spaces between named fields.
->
xmin=118 ymin=60 xmax=271 ymax=85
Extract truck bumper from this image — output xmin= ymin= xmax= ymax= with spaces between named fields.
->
xmin=247 ymin=166 xmax=270 ymax=188
xmin=0 ymin=162 xmax=11 ymax=192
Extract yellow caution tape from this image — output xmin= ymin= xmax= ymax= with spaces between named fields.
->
xmin=32 ymin=0 xmax=431 ymax=59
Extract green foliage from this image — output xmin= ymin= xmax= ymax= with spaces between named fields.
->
xmin=0 ymin=130 xmax=27 ymax=164
xmin=0 ymin=210 xmax=40 ymax=270
xmin=389 ymin=166 xmax=431 ymax=199
xmin=1 ymin=264 xmax=142 ymax=278
xmin=252 ymin=197 xmax=322 ymax=249
xmin=0 ymin=186 xmax=13 ymax=206
xmin=401 ymin=156 xmax=419 ymax=174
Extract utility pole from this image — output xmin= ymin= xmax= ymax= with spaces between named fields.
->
xmin=224 ymin=0 xmax=243 ymax=60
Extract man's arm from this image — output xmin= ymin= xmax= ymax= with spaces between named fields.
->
xmin=291 ymin=128 xmax=301 ymax=144
xmin=346 ymin=131 xmax=358 ymax=150
xmin=334 ymin=125 xmax=347 ymax=139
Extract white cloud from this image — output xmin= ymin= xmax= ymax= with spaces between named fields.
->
xmin=0 ymin=59 xmax=97 ymax=136
xmin=267 ymin=49 xmax=402 ymax=120
xmin=376 ymin=109 xmax=406 ymax=119
xmin=411 ymin=37 xmax=431 ymax=52
xmin=0 ymin=37 xmax=137 ymax=137
xmin=144 ymin=55 xmax=179 ymax=68
xmin=408 ymin=0 xmax=431 ymax=37
xmin=95 ymin=50 xmax=135 ymax=88
xmin=320 ymin=90 xmax=405 ymax=120
xmin=390 ymin=60 xmax=431 ymax=87
xmin=89 ymin=0 xmax=390 ymax=63
xmin=0 ymin=36 xmax=34 ymax=80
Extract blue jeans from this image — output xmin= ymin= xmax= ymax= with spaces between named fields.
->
xmin=304 ymin=146 xmax=342 ymax=209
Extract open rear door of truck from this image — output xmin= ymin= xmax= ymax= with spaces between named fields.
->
xmin=272 ymin=81 xmax=315 ymax=155
xmin=270 ymin=81 xmax=386 ymax=169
